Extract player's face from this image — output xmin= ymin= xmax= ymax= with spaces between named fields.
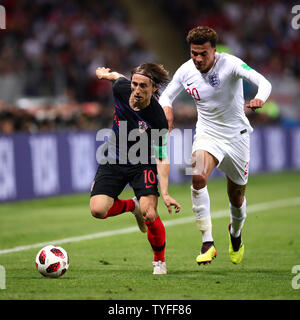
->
xmin=130 ymin=74 xmax=156 ymax=109
xmin=190 ymin=42 xmax=216 ymax=73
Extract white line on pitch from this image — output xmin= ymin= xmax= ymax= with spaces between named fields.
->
xmin=0 ymin=197 xmax=300 ymax=255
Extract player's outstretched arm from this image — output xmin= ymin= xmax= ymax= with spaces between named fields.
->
xmin=156 ymin=157 xmax=181 ymax=214
xmin=96 ymin=67 xmax=124 ymax=82
xmin=233 ymin=59 xmax=272 ymax=112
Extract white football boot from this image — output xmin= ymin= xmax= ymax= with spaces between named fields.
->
xmin=152 ymin=260 xmax=167 ymax=275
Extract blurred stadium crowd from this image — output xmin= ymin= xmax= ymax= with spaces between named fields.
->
xmin=0 ymin=0 xmax=155 ymax=133
xmin=0 ymin=0 xmax=299 ymax=134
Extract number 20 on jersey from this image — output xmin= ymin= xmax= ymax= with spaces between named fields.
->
xmin=186 ymin=88 xmax=200 ymax=101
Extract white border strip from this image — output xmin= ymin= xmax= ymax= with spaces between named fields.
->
xmin=1 ymin=197 xmax=300 ymax=255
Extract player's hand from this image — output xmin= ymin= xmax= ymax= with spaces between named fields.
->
xmin=163 ymin=106 xmax=174 ymax=132
xmin=245 ymin=99 xmax=264 ymax=112
xmin=96 ymin=67 xmax=111 ymax=79
xmin=162 ymin=194 xmax=181 ymax=214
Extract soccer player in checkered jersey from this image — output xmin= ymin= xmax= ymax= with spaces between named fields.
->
xmin=159 ymin=26 xmax=272 ymax=265
xmin=90 ymin=63 xmax=181 ymax=274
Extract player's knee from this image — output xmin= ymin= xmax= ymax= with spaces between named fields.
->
xmin=90 ymin=203 xmax=107 ymax=219
xmin=192 ymin=173 xmax=208 ymax=189
xmin=143 ymin=207 xmax=157 ymax=222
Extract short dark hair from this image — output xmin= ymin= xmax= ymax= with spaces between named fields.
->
xmin=131 ymin=63 xmax=169 ymax=88
xmin=186 ymin=26 xmax=218 ymax=48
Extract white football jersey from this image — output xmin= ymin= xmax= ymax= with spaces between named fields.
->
xmin=159 ymin=52 xmax=272 ymax=141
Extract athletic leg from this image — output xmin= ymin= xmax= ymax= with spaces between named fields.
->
xmin=90 ymin=164 xmax=137 ymax=220
xmin=90 ymin=195 xmax=135 ymax=219
xmin=217 ymin=133 xmax=249 ymax=264
xmin=192 ymin=150 xmax=218 ymax=264
xmin=139 ymin=195 xmax=167 ymax=274
xmin=226 ymin=177 xmax=247 ymax=264
xmin=191 ymin=150 xmax=217 ymax=241
xmin=227 ymin=177 xmax=247 ymax=238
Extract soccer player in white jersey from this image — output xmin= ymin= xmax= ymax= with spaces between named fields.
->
xmin=159 ymin=26 xmax=272 ymax=265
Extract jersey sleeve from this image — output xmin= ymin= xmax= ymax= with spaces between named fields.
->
xmin=112 ymin=77 xmax=131 ymax=103
xmin=159 ymin=67 xmax=184 ymax=108
xmin=232 ymin=58 xmax=272 ymax=102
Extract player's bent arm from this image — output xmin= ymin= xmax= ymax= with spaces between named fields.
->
xmin=233 ymin=62 xmax=272 ymax=103
xmin=248 ymin=71 xmax=272 ymax=103
xmin=244 ymin=70 xmax=272 ymax=111
xmin=96 ymin=67 xmax=124 ymax=82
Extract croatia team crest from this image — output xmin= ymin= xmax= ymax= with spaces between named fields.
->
xmin=208 ymin=72 xmax=220 ymax=87
xmin=138 ymin=120 xmax=148 ymax=133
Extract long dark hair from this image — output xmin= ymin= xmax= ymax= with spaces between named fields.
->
xmin=131 ymin=62 xmax=169 ymax=89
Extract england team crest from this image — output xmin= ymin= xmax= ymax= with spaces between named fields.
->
xmin=138 ymin=120 xmax=148 ymax=133
xmin=208 ymin=72 xmax=220 ymax=87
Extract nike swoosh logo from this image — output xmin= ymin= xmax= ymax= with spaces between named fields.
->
xmin=187 ymin=82 xmax=193 ymax=86
xmin=145 ymin=185 xmax=153 ymax=189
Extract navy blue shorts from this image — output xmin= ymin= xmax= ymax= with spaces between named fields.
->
xmin=90 ymin=163 xmax=159 ymax=200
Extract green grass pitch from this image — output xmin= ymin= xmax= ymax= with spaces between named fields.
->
xmin=0 ymin=171 xmax=300 ymax=300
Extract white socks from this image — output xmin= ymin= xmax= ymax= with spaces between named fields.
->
xmin=230 ymin=198 xmax=247 ymax=238
xmin=191 ymin=185 xmax=247 ymax=241
xmin=191 ymin=185 xmax=213 ymax=243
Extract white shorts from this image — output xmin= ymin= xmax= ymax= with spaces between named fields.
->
xmin=192 ymin=133 xmax=250 ymax=185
